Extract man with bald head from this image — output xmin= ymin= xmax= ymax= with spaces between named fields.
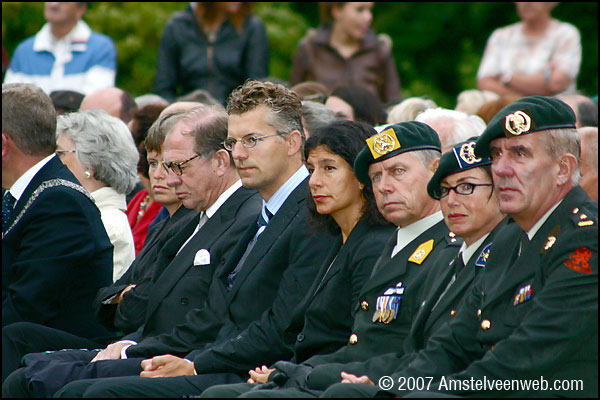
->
xmin=415 ymin=108 xmax=487 ymax=153
xmin=578 ymin=126 xmax=598 ymax=201
xmin=80 ymin=87 xmax=137 ymax=124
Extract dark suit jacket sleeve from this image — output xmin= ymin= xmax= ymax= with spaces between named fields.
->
xmin=188 ymin=222 xmax=334 ymax=375
xmin=2 ymin=190 xmax=113 ymax=327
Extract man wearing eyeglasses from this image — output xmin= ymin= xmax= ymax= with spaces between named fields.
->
xmin=42 ymin=80 xmax=335 ymax=397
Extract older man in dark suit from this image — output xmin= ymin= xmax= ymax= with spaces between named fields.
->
xmin=2 ymin=84 xmax=114 ymax=341
xmin=16 ymin=80 xmax=334 ymax=397
xmin=2 ymin=105 xmax=261 ymax=394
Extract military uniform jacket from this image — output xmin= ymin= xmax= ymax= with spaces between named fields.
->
xmin=2 ymin=156 xmax=114 ymax=339
xmin=303 ymin=218 xmax=459 ymax=375
xmin=125 ymin=179 xmax=336 ymax=374
xmin=121 ymin=186 xmax=261 ymax=344
xmin=309 ymin=220 xmax=507 ymax=388
xmin=388 ymin=186 xmax=598 ymax=398
xmin=93 ymin=206 xmax=196 ymax=335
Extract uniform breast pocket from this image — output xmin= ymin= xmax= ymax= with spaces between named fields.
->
xmin=503 ymin=282 xmax=535 ymax=327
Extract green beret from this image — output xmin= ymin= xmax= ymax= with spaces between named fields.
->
xmin=353 ymin=121 xmax=441 ymax=187
xmin=474 ymin=95 xmax=576 ymax=158
xmin=427 ymin=137 xmax=492 ymax=200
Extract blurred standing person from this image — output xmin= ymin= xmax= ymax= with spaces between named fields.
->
xmin=3 ymin=2 xmax=116 ymax=95
xmin=290 ymin=2 xmax=401 ymax=106
xmin=56 ymin=109 xmax=138 ymax=282
xmin=477 ymin=2 xmax=581 ymax=97
xmin=153 ymin=2 xmax=269 ymax=104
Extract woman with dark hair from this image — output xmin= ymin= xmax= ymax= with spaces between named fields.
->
xmin=203 ymin=119 xmax=396 ymax=397
xmin=325 ymin=84 xmax=384 ymax=126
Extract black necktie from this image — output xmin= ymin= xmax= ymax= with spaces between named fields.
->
xmin=2 ymin=191 xmax=16 ymax=231
xmin=518 ymin=231 xmax=530 ymax=257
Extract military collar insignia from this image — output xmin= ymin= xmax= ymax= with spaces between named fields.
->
xmin=513 ymin=284 xmax=533 ymax=306
xmin=504 ymin=108 xmax=533 ymax=137
xmin=408 ymin=239 xmax=434 ymax=264
xmin=541 ymin=226 xmax=560 ymax=254
xmin=475 ymin=243 xmax=493 ymax=267
xmin=453 ymin=141 xmax=482 ymax=168
xmin=366 ymin=128 xmax=401 ymax=159
xmin=448 ymin=231 xmax=458 ymax=243
xmin=373 ymin=282 xmax=404 ymax=324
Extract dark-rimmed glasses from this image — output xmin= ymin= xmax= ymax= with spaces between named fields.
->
xmin=161 ymin=154 xmax=200 ymax=176
xmin=438 ymin=182 xmax=493 ymax=199
xmin=222 ymin=134 xmax=282 ymax=152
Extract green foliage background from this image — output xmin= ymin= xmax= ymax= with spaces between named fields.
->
xmin=3 ymin=2 xmax=597 ymax=109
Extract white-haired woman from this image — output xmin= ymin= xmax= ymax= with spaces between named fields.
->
xmin=56 ymin=109 xmax=138 ymax=281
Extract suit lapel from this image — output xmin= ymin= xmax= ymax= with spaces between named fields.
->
xmin=225 ymin=180 xmax=308 ymax=301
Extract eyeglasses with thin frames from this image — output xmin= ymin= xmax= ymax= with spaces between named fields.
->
xmin=161 ymin=154 xmax=200 ymax=176
xmin=222 ymin=134 xmax=282 ymax=152
xmin=55 ymin=150 xmax=76 ymax=157
xmin=438 ymin=182 xmax=493 ymax=199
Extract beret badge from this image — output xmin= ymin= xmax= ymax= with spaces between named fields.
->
xmin=504 ymin=110 xmax=532 ymax=136
xmin=367 ymin=128 xmax=401 ymax=159
xmin=457 ymin=141 xmax=482 ymax=166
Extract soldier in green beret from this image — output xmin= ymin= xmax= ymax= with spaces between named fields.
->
xmin=326 ymin=95 xmax=597 ymax=398
xmin=316 ymin=137 xmax=508 ymax=397
xmin=202 ymin=121 xmax=462 ymax=397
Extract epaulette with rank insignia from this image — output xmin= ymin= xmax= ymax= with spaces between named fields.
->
xmin=571 ymin=206 xmax=596 ymax=228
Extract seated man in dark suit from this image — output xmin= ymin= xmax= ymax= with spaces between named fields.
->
xmin=2 ymin=108 xmax=196 ymax=382
xmin=2 ymin=83 xmax=114 ymax=337
xmin=2 ymin=105 xmax=261 ymax=394
xmin=45 ymin=80 xmax=335 ymax=397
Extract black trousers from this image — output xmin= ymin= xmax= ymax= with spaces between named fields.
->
xmin=55 ymin=372 xmax=244 ymax=397
xmin=2 ymin=322 xmax=109 ymax=383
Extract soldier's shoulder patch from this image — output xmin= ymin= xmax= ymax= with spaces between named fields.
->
xmin=408 ymin=239 xmax=434 ymax=265
xmin=475 ymin=243 xmax=493 ymax=267
xmin=563 ymin=247 xmax=593 ymax=274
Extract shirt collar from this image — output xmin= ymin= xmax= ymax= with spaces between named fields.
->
xmin=33 ymin=20 xmax=91 ymax=53
xmin=526 ymin=199 xmax=563 ymax=240
xmin=205 ymin=179 xmax=243 ymax=219
xmin=263 ymin=165 xmax=309 ymax=217
xmin=392 ymin=211 xmax=444 ymax=257
xmin=91 ymin=186 xmax=127 ymax=211
xmin=9 ymin=153 xmax=56 ymax=203
xmin=459 ymin=232 xmax=491 ymax=265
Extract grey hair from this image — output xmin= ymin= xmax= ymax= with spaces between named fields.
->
xmin=301 ymin=101 xmax=337 ymax=136
xmin=416 ymin=108 xmax=487 ymax=145
xmin=56 ymin=109 xmax=139 ymax=194
xmin=411 ymin=149 xmax=442 ymax=170
xmin=542 ymin=128 xmax=581 ymax=185
xmin=455 ymin=89 xmax=500 ymax=115
xmin=386 ymin=97 xmax=438 ymax=124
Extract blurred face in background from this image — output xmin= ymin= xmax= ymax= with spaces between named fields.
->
xmin=332 ymin=2 xmax=374 ymax=41
xmin=44 ymin=2 xmax=86 ymax=25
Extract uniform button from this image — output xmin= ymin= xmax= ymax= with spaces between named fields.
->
xmin=349 ymin=334 xmax=358 ymax=345
xmin=181 ymin=298 xmax=189 ymax=305
xmin=361 ymin=301 xmax=369 ymax=311
xmin=481 ymin=319 xmax=491 ymax=330
xmin=296 ymin=333 xmax=305 ymax=342
xmin=476 ymin=309 xmax=482 ymax=317
xmin=450 ymin=310 xmax=456 ymax=317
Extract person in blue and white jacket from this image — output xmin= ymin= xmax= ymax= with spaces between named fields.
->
xmin=4 ymin=2 xmax=116 ymax=95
